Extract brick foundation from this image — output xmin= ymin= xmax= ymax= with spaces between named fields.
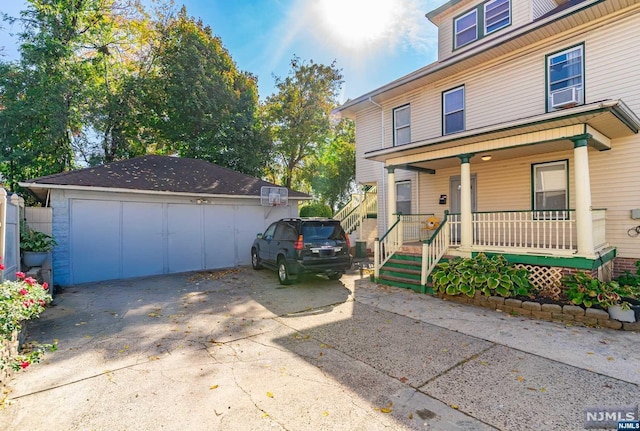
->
xmin=613 ymin=257 xmax=640 ymax=279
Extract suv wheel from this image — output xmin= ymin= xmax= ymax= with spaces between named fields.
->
xmin=251 ymin=249 xmax=262 ymax=270
xmin=328 ymin=272 xmax=343 ymax=281
xmin=277 ymin=257 xmax=293 ymax=285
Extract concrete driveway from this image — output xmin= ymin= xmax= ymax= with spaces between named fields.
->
xmin=1 ymin=267 xmax=639 ymax=430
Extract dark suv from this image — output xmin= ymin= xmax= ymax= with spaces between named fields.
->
xmin=251 ymin=218 xmax=352 ymax=284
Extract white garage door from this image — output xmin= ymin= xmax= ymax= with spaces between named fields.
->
xmin=69 ymin=199 xmax=265 ymax=284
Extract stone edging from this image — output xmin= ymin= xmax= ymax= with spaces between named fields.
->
xmin=439 ymin=292 xmax=640 ymax=331
xmin=0 ymin=328 xmax=26 ymax=392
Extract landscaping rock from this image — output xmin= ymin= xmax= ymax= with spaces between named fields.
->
xmin=522 ymin=301 xmax=541 ymax=311
xmin=585 ymin=308 xmax=609 ymax=320
xmin=563 ymin=305 xmax=585 ymax=316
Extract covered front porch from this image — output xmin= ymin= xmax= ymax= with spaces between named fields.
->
xmin=367 ymin=100 xmax=640 ymax=289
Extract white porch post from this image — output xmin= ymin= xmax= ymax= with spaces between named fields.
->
xmin=573 ymin=135 xmax=595 ymax=257
xmin=459 ymin=154 xmax=473 ymax=251
xmin=386 ymin=166 xmax=396 ymax=230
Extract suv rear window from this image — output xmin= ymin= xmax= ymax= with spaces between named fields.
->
xmin=302 ymin=222 xmax=344 ymax=240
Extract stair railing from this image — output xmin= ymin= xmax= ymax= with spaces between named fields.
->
xmin=335 ymin=186 xmax=377 ymax=234
xmin=420 ymin=211 xmax=450 ymax=286
xmin=374 ymin=215 xmax=403 ymax=280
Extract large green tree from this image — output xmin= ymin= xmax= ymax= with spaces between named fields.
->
xmin=264 ymin=56 xmax=343 ymax=189
xmin=146 ymin=7 xmax=270 ymax=176
xmin=304 ymin=118 xmax=355 ymax=211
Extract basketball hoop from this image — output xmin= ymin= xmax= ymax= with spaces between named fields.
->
xmin=261 ymin=186 xmax=288 ymax=207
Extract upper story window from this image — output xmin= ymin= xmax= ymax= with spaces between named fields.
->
xmin=393 ymin=105 xmax=411 ymax=146
xmin=547 ymin=45 xmax=584 ymax=111
xmin=484 ymin=0 xmax=510 ymax=34
xmin=443 ymin=86 xmax=465 ymax=135
xmin=532 ymin=160 xmax=568 ymax=211
xmin=454 ymin=0 xmax=511 ymax=50
xmin=454 ymin=10 xmax=478 ymax=49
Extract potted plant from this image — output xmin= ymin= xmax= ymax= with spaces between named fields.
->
xmin=20 ymin=229 xmax=56 ymax=268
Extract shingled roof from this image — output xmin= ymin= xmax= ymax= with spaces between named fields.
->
xmin=20 ymin=155 xmax=309 ymax=201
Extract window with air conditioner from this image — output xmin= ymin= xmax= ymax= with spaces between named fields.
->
xmin=547 ymin=45 xmax=584 ymax=111
xmin=393 ymin=105 xmax=411 ymax=146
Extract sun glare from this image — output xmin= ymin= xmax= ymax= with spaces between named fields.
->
xmin=315 ymin=0 xmax=401 ymax=51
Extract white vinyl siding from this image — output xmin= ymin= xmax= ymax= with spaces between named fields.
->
xmin=355 ymin=107 xmax=383 ymax=184
xmin=532 ymin=0 xmax=558 ymax=20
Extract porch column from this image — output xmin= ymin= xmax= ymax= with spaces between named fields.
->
xmin=386 ymin=166 xmax=396 ymax=230
xmin=459 ymin=154 xmax=473 ymax=251
xmin=572 ymin=135 xmax=594 ymax=257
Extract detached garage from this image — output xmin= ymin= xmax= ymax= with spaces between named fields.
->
xmin=20 ymin=155 xmax=309 ymax=286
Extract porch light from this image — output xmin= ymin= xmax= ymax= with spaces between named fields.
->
xmin=481 ymin=155 xmax=492 ymax=161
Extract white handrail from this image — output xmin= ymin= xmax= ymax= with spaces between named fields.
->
xmin=374 ymin=216 xmax=402 ymax=280
xmin=421 ymin=218 xmax=449 ymax=286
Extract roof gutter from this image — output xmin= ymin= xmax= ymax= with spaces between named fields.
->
xmin=17 ymin=182 xmax=313 ymax=200
xmin=335 ymin=0 xmax=604 ymax=114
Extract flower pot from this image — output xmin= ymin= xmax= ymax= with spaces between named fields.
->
xmin=22 ymin=251 xmax=48 ymax=268
xmin=608 ymin=304 xmax=637 ymax=323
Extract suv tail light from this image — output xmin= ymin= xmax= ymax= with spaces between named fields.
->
xmin=294 ymin=234 xmax=304 ymax=251
xmin=345 ymin=233 xmax=350 ymax=250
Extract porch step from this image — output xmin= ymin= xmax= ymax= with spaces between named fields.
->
xmin=377 ymin=252 xmax=454 ymax=293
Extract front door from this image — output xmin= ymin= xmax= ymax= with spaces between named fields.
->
xmin=450 ymin=174 xmax=477 ymax=244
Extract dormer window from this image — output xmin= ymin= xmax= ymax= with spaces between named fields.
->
xmin=454 ymin=0 xmax=511 ymax=50
xmin=485 ymin=0 xmax=510 ymax=34
xmin=454 ymin=10 xmax=478 ymax=49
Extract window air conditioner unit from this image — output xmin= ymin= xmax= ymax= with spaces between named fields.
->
xmin=551 ymin=87 xmax=579 ymax=109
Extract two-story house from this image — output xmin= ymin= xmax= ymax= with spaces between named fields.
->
xmin=335 ymin=0 xmax=640 ymax=290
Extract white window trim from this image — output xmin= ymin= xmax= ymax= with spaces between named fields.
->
xmin=396 ymin=181 xmax=412 ymax=215
xmin=484 ymin=0 xmax=510 ymax=35
xmin=454 ymin=9 xmax=478 ymax=49
xmin=393 ymin=105 xmax=411 ymax=146
xmin=443 ymin=86 xmax=465 ymax=135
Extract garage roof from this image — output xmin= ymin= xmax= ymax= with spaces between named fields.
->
xmin=20 ymin=155 xmax=309 ymax=202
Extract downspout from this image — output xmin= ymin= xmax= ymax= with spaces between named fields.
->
xmin=369 ymin=97 xmax=386 ymax=232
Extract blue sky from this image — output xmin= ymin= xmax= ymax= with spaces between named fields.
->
xmin=0 ymin=0 xmax=448 ymax=102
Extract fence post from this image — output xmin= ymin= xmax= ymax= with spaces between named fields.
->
xmin=374 ymin=239 xmax=380 ymax=280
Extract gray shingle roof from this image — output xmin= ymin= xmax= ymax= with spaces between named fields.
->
xmin=23 ymin=155 xmax=309 ymax=198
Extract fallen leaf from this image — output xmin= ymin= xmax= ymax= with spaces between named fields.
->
xmin=451 ymin=404 xmax=459 ymax=409
xmin=210 ymin=385 xmax=219 ymax=390
xmin=517 ymin=376 xmax=525 ymax=382
xmin=380 ymin=407 xmax=392 ymax=413
xmin=539 ymin=388 xmax=547 ymax=392
xmin=607 ymin=357 xmax=615 ymax=361
xmin=322 ymin=411 xmax=329 ymax=417
xmin=266 ymin=392 xmax=274 ymax=398
xmin=586 ymin=352 xmax=594 ymax=355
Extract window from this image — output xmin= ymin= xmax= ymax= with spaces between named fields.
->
xmin=396 ymin=182 xmax=411 ymax=215
xmin=484 ymin=0 xmax=510 ymax=34
xmin=393 ymin=105 xmax=411 ymax=146
xmin=455 ymin=9 xmax=477 ymax=49
xmin=443 ymin=86 xmax=465 ymax=135
xmin=547 ymin=45 xmax=584 ymax=111
xmin=533 ymin=161 xmax=568 ymax=211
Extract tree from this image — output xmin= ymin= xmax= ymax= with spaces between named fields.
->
xmin=146 ymin=7 xmax=270 ymax=176
xmin=0 ymin=0 xmax=116 ymax=187
xmin=305 ymin=118 xmax=355 ymax=211
xmin=264 ymin=56 xmax=343 ymax=189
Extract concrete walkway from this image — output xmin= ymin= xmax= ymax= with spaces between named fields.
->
xmin=1 ymin=268 xmax=638 ymax=430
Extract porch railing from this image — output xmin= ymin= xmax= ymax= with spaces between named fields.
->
xmin=374 ymin=216 xmax=402 ymax=280
xmin=447 ymin=209 xmax=607 ymax=255
xmin=420 ymin=213 xmax=449 ymax=286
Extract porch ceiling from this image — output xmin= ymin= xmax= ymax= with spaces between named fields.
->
xmin=365 ymin=100 xmax=640 ymax=170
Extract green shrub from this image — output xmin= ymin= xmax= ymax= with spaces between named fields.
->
xmin=614 ymin=260 xmax=640 ymax=291
xmin=299 ymin=203 xmax=333 ymax=218
xmin=563 ymin=272 xmax=624 ymax=309
xmin=432 ymin=253 xmax=534 ymax=298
